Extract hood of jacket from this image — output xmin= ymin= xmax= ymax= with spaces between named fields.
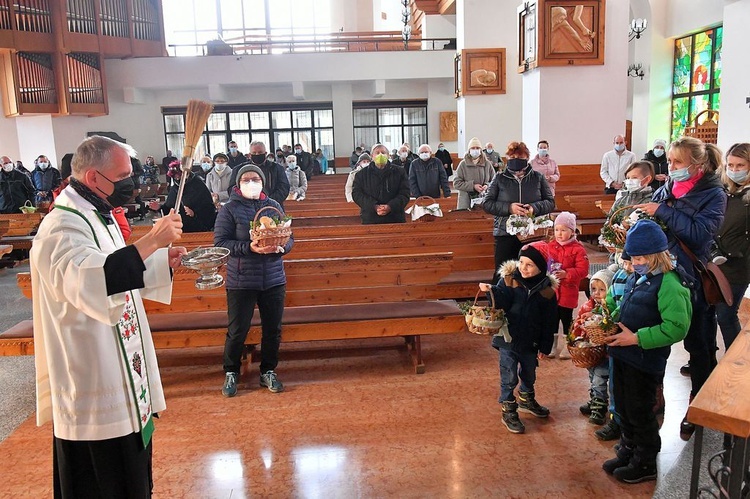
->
xmin=498 ymin=259 xmax=560 ymax=292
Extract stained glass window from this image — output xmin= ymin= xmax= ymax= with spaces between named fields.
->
xmin=671 ymin=27 xmax=722 ymax=141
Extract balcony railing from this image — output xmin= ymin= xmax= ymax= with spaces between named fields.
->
xmin=168 ymin=32 xmax=456 ymax=57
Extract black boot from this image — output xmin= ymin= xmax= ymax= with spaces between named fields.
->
xmin=613 ymin=454 xmax=657 ymax=484
xmin=595 ymin=416 xmax=621 ymax=441
xmin=589 ymin=397 xmax=607 ymax=426
xmin=502 ymin=400 xmax=525 ymax=434
xmin=603 ymin=440 xmax=633 ymax=475
xmin=518 ymin=391 xmax=550 ymax=418
xmin=579 ymin=390 xmax=594 ymax=416
xmin=680 ymin=395 xmax=696 ymax=438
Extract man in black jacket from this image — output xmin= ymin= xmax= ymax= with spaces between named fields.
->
xmin=228 ymin=141 xmax=290 ymax=207
xmin=1 ymin=155 xmax=34 ymax=213
xmin=352 ymin=143 xmax=410 ymax=224
xmin=226 ymin=140 xmax=246 ymax=169
xmin=293 ymin=144 xmax=315 ymax=180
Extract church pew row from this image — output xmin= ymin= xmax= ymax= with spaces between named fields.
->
xmin=0 ymin=213 xmax=44 ymax=250
xmin=3 ymin=252 xmax=467 ymax=374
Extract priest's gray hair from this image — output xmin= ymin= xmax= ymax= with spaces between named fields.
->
xmin=72 ymin=136 xmax=136 ymax=177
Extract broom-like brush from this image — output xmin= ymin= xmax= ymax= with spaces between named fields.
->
xmin=174 ymin=99 xmax=214 ymax=211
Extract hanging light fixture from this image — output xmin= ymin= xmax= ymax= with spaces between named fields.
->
xmin=629 ymin=18 xmax=648 ymax=42
xmin=402 ymin=0 xmax=412 ymax=49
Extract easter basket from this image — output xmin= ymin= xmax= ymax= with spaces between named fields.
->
xmin=567 ymin=340 xmax=607 ymax=369
xmin=405 ymin=196 xmax=443 ymax=222
xmin=19 ymin=200 xmax=37 ymax=214
xmin=582 ymin=301 xmax=619 ymax=346
xmin=461 ymin=290 xmax=508 ymax=336
xmin=250 ymin=206 xmax=292 ymax=248
xmin=506 ymin=214 xmax=553 ymax=243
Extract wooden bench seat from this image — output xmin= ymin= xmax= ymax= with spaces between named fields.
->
xmin=0 ymin=213 xmax=44 ymax=236
xmin=4 ymin=252 xmax=467 ymax=373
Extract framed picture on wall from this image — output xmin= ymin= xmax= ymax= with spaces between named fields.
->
xmin=537 ymin=0 xmax=605 ymax=67
xmin=460 ymin=48 xmax=506 ymax=96
xmin=517 ymin=1 xmax=538 ymax=73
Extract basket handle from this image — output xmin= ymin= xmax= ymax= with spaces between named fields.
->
xmin=474 ymin=288 xmax=496 ymax=309
xmin=694 ymin=109 xmax=719 ymax=125
xmin=414 ymin=196 xmax=437 ymax=207
xmin=606 ymin=204 xmax=642 ymax=226
xmin=252 ymin=205 xmax=284 ymax=225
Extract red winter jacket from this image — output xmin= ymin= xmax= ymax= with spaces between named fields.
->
xmin=544 ymin=238 xmax=589 ymax=309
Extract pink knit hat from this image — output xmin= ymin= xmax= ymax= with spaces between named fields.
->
xmin=554 ymin=211 xmax=577 ymax=231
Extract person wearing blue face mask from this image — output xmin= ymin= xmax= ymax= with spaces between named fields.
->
xmin=226 ymin=140 xmax=245 ymax=169
xmin=636 ymin=136 xmax=726 ymax=439
xmin=483 ymin=142 xmax=504 ymax=172
xmin=714 ymin=143 xmax=750 ymax=354
xmin=600 ymin=135 xmax=636 ymax=194
xmin=643 ymin=139 xmax=669 ymax=190
xmin=602 ymin=219 xmax=692 ymax=484
xmin=31 ymin=154 xmax=62 ymax=207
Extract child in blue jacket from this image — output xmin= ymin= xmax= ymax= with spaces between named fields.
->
xmin=479 ymin=242 xmax=558 ymax=434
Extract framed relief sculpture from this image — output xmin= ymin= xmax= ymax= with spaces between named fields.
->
xmin=439 ymin=112 xmax=458 ymax=141
xmin=460 ymin=48 xmax=506 ymax=96
xmin=517 ymin=2 xmax=538 ymax=73
xmin=537 ymin=0 xmax=605 ymax=67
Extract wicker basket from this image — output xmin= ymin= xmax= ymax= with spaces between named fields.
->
xmin=408 ymin=196 xmax=442 ymax=222
xmin=465 ymin=290 xmax=506 ymax=335
xmin=567 ymin=342 xmax=607 ymax=368
xmin=250 ymin=206 xmax=292 ymax=248
xmin=19 ymin=200 xmax=37 ymax=214
xmin=582 ymin=301 xmax=619 ymax=345
xmin=684 ymin=109 xmax=719 ymax=145
xmin=601 ymin=205 xmax=636 ymax=251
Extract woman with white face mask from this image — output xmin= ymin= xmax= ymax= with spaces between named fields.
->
xmin=205 ymin=152 xmax=233 ymax=205
xmin=285 ymin=155 xmax=308 ymax=201
xmin=643 ymin=139 xmax=669 ymax=190
xmin=453 ymin=137 xmax=496 ymax=210
xmin=530 ymin=140 xmax=560 ymax=197
xmin=213 ymin=164 xmax=294 ymax=398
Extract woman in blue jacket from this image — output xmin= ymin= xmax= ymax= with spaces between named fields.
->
xmin=214 ymin=164 xmax=294 ymax=398
xmin=636 ymin=136 xmax=726 ymax=437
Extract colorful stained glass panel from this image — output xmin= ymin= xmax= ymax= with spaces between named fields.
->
xmin=691 ymin=31 xmax=713 ymax=92
xmin=671 ymin=97 xmax=689 ymax=142
xmin=713 ymin=27 xmax=723 ymax=88
xmin=673 ymin=37 xmax=691 ymax=95
xmin=690 ymin=95 xmax=710 ymax=125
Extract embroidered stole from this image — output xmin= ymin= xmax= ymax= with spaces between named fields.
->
xmin=55 ymin=205 xmax=154 ymax=447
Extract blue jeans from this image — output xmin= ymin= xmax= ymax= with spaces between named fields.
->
xmin=588 ymin=358 xmax=609 ymax=401
xmin=499 ymin=349 xmax=538 ymax=402
xmin=715 ymin=283 xmax=748 ymax=351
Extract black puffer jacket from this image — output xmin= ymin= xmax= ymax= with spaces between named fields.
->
xmin=716 ymin=186 xmax=750 ymax=285
xmin=351 ymin=163 xmax=410 ymax=224
xmin=487 ymin=260 xmax=559 ymax=355
xmin=643 ymin=150 xmax=669 ymax=190
xmin=482 ymin=164 xmax=555 ymax=237
xmin=214 ymin=189 xmax=294 ymax=290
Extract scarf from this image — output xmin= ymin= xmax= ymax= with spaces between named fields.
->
xmin=556 ymin=236 xmax=577 ymax=246
xmin=672 ymin=170 xmax=704 ymax=199
xmin=69 ymin=177 xmax=114 ymax=214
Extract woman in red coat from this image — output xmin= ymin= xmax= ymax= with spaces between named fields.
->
xmin=543 ymin=211 xmax=589 ymax=358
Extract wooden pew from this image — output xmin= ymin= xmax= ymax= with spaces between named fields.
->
xmin=0 ymin=213 xmax=44 ymax=250
xmin=5 ymin=252 xmax=466 ymax=373
xmin=555 ymin=164 xmax=604 ymax=196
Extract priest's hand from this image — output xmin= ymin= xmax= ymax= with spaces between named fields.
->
xmin=134 ymin=209 xmax=183 ymax=262
xmin=168 ymin=246 xmax=187 ymax=268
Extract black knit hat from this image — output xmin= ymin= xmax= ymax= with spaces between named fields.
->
xmin=518 ymin=244 xmax=547 ymax=273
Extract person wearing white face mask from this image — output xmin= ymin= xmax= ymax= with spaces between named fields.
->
xmin=285 ymin=155 xmax=308 ymax=201
xmin=530 ymin=140 xmax=561 ymax=197
xmin=608 ymin=161 xmax=654 ymax=214
xmin=643 ymin=139 xmax=669 ymax=190
xmin=0 ymin=154 xmax=35 ymax=213
xmin=214 ymin=163 xmax=294 ymax=397
xmin=205 ymin=153 xmax=233 ymax=206
xmin=31 ymin=154 xmax=62 ymax=207
xmin=483 ymin=142 xmax=504 ymax=172
xmin=453 ymin=137 xmax=496 ymax=210
xmin=392 ymin=145 xmax=413 ymax=176
xmin=408 ymin=144 xmax=451 ymax=198
xmin=600 ymin=135 xmax=636 ymax=194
